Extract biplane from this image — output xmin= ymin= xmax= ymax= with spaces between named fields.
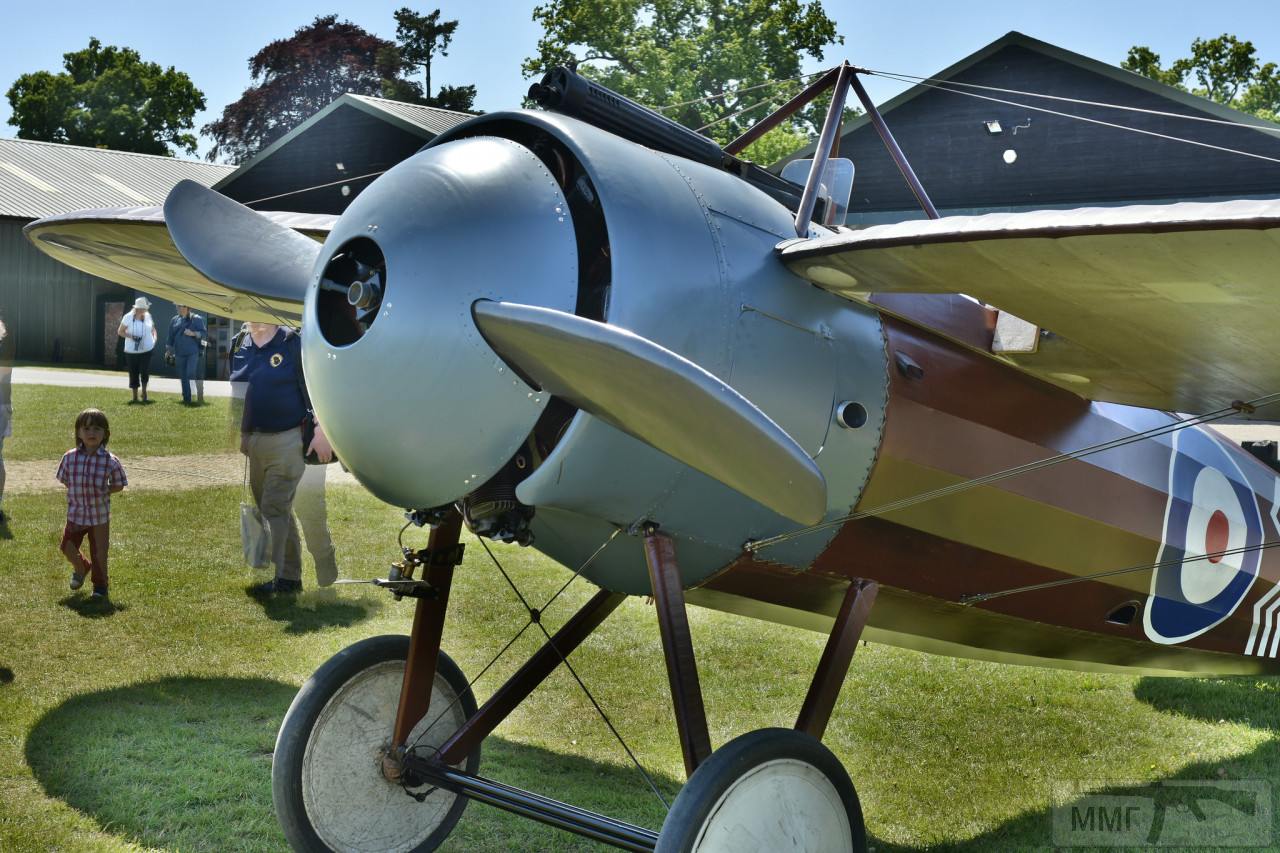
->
xmin=25 ymin=62 xmax=1280 ymax=851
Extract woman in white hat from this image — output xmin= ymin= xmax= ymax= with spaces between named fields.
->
xmin=117 ymin=296 xmax=158 ymax=403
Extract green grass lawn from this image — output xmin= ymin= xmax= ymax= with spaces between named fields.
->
xmin=1 ymin=384 xmax=1277 ymax=851
xmin=6 ymin=384 xmax=239 ymax=462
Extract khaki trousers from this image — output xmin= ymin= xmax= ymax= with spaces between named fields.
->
xmin=245 ymin=428 xmax=337 ymax=585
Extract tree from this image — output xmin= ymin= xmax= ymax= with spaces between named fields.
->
xmin=203 ymin=15 xmax=406 ymax=164
xmin=1123 ymin=34 xmax=1280 ymax=120
xmin=6 ymin=38 xmax=205 ymax=156
xmin=383 ymin=7 xmax=477 ymax=112
xmin=523 ymin=0 xmax=846 ymax=158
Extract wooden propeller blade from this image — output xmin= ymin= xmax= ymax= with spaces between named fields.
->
xmin=473 ymin=301 xmax=827 ymax=526
xmin=163 ymin=179 xmax=321 ymax=309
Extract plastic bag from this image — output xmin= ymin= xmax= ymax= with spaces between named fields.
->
xmin=240 ymin=501 xmax=272 ymax=568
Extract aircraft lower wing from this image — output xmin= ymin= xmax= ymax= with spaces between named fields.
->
xmin=24 ymin=205 xmax=335 ymax=324
xmin=781 ymin=199 xmax=1280 ymax=418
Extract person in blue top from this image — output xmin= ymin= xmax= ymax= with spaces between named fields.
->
xmin=166 ymin=305 xmax=208 ymax=406
xmin=230 ymin=322 xmax=338 ymax=596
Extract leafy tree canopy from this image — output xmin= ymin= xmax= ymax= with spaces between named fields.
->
xmin=205 ymin=11 xmax=479 ymax=163
xmin=381 ymin=7 xmax=478 ymax=112
xmin=6 ymin=38 xmax=205 ymax=156
xmin=1123 ymin=34 xmax=1280 ymax=122
xmin=523 ymin=0 xmax=849 ymax=162
xmin=204 ymin=14 xmax=402 ymax=164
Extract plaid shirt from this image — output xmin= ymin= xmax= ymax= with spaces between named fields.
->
xmin=56 ymin=447 xmax=127 ymax=525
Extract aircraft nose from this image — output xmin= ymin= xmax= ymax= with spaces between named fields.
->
xmin=302 ymin=135 xmax=580 ymax=509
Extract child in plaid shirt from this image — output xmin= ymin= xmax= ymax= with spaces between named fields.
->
xmin=56 ymin=409 xmax=127 ymax=600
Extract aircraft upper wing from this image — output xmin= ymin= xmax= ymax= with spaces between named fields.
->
xmin=781 ymin=199 xmax=1280 ymax=417
xmin=24 ymin=206 xmax=336 ymax=324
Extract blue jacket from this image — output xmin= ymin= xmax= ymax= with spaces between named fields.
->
xmin=167 ymin=312 xmax=207 ymax=357
xmin=230 ymin=328 xmax=309 ymax=433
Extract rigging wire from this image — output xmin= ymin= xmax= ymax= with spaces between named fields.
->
xmin=747 ymin=393 xmax=1280 ymax=553
xmin=242 ymin=169 xmax=386 ymax=207
xmin=405 ymin=527 xmax=617 ymax=746
xmin=860 ymin=70 xmax=1280 ymax=167
xmin=960 ymin=540 xmax=1280 ymax=605
xmin=695 ymin=85 xmax=813 ymax=133
xmin=474 ymin=536 xmax=671 ymax=809
xmin=402 ymin=527 xmax=669 ymax=809
xmin=655 ymin=68 xmax=832 ymax=112
xmin=862 ymin=68 xmax=1280 ymax=134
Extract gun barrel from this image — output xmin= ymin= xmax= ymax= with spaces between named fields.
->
xmin=528 ymin=67 xmax=728 ymax=169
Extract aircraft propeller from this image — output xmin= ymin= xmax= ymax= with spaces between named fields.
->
xmin=162 ymin=166 xmax=826 ymax=525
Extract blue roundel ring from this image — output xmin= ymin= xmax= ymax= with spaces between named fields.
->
xmin=1144 ymin=428 xmax=1262 ymax=644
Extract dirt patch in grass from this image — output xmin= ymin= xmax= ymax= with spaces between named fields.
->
xmin=6 ymin=453 xmax=358 ymax=494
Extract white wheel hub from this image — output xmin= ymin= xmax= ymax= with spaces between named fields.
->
xmin=300 ymin=661 xmax=469 ymax=852
xmin=691 ymin=758 xmax=853 ymax=852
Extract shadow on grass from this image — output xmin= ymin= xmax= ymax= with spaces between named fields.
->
xmin=0 ymin=666 xmax=13 ymax=684
xmin=244 ymin=586 xmax=379 ymax=635
xmin=27 ymin=676 xmax=293 ymax=852
xmin=871 ymin=676 xmax=1279 ymax=851
xmin=25 ymin=675 xmax=673 ymax=852
xmin=0 ymin=516 xmax=12 ymax=540
xmin=57 ymin=594 xmax=126 ymax=618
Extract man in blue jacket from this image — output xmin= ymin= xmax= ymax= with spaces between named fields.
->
xmin=166 ymin=305 xmax=208 ymax=405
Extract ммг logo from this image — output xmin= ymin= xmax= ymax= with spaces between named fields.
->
xmin=1144 ymin=427 xmax=1262 ymax=645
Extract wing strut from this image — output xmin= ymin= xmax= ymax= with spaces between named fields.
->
xmin=728 ymin=62 xmax=939 ymax=230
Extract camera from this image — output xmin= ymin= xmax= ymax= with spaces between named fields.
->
xmin=131 ymin=335 xmax=142 ymax=343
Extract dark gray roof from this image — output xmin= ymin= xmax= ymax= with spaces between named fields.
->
xmin=0 ymin=137 xmax=232 ymax=220
xmin=212 ymin=93 xmax=475 ymax=204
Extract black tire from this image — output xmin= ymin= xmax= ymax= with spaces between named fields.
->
xmin=656 ymin=728 xmax=867 ymax=853
xmin=272 ymin=635 xmax=480 ymax=852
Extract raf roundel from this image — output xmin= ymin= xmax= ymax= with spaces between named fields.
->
xmin=1144 ymin=428 xmax=1263 ymax=644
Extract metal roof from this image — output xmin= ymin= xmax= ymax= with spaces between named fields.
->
xmin=0 ymin=137 xmax=232 ymax=220
xmin=212 ymin=93 xmax=475 ymax=204
xmin=344 ymin=94 xmax=475 ymax=136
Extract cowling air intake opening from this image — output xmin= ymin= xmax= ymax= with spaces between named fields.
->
xmin=317 ymin=237 xmax=387 ymax=347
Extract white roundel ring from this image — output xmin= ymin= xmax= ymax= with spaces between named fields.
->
xmin=1145 ymin=427 xmax=1263 ymax=645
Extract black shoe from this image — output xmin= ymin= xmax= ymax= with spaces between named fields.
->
xmin=90 ymin=587 xmax=109 ymax=600
xmin=250 ymin=578 xmax=302 ymax=596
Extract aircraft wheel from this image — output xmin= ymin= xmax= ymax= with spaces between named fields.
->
xmin=272 ymin=635 xmax=479 ymax=852
xmin=656 ymin=728 xmax=866 ymax=853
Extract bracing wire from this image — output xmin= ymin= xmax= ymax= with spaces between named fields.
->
xmin=860 ymin=70 xmax=1280 ymax=167
xmin=655 ymin=68 xmax=832 ymax=113
xmin=242 ymin=169 xmax=387 ymax=207
xmin=961 ymin=541 xmax=1280 ymax=605
xmin=404 ymin=528 xmax=614 ymax=746
xmin=474 ymin=537 xmax=671 ymax=809
xmin=747 ymin=392 xmax=1280 ymax=553
xmin=863 ymin=68 xmax=1280 ymax=135
xmin=404 ymin=527 xmax=669 ymax=809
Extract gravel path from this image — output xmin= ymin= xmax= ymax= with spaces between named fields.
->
xmin=6 ymin=452 xmax=359 ymax=494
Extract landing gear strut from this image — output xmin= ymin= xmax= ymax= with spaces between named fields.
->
xmin=271 ymin=512 xmax=879 ymax=852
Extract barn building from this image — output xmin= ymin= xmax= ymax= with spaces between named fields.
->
xmin=0 ymin=94 xmax=471 ymax=371
xmin=0 ymin=140 xmax=230 ymax=366
xmin=783 ymin=31 xmax=1280 ymax=225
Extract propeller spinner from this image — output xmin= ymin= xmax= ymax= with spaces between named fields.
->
xmin=165 ymin=127 xmax=827 ymax=524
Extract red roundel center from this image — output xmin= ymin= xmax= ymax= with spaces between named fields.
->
xmin=1206 ymin=509 xmax=1230 ymax=563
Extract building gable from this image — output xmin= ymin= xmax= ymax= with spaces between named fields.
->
xmin=214 ymin=94 xmax=474 ymax=215
xmin=793 ymin=33 xmax=1280 ymax=221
